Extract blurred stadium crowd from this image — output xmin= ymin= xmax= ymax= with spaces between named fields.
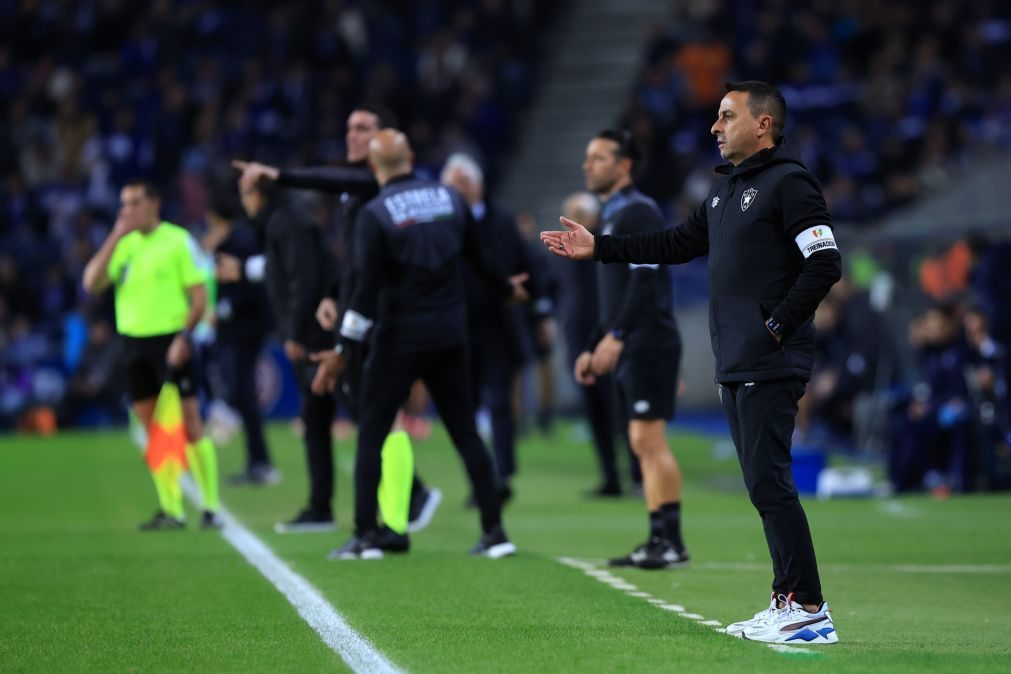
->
xmin=623 ymin=0 xmax=1011 ymax=223
xmin=1 ymin=0 xmax=1009 ymax=494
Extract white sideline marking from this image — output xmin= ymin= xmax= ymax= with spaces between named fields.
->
xmin=181 ymin=478 xmax=403 ymax=674
xmin=557 ymin=557 xmax=822 ymax=659
xmin=768 ymin=644 xmax=815 ymax=655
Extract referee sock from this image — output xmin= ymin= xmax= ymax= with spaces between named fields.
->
xmin=150 ymin=468 xmax=185 ymax=520
xmin=185 ymin=436 xmax=220 ymax=512
xmin=658 ymin=501 xmax=684 ymax=551
xmin=378 ymin=431 xmax=414 ymax=535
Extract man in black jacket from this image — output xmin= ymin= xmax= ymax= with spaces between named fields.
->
xmin=558 ymin=192 xmax=625 ymax=496
xmin=441 ymin=152 xmax=552 ymax=503
xmin=312 ymin=130 xmax=529 ymax=559
xmin=541 ymin=81 xmax=842 ymax=644
xmin=205 ymin=189 xmax=276 ymax=486
xmin=239 ymin=176 xmax=336 ymax=534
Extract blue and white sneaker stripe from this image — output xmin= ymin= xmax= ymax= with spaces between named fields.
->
xmin=737 ymin=592 xmax=839 ymax=644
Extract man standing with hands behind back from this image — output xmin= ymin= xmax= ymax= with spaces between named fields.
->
xmin=541 ymin=81 xmax=842 ymax=644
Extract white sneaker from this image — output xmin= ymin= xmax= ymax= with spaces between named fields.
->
xmin=726 ymin=592 xmax=781 ymax=637
xmin=741 ymin=593 xmax=838 ymax=644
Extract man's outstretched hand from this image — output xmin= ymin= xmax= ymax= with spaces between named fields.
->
xmin=540 ymin=216 xmax=595 ymax=260
xmin=231 ymin=160 xmax=280 ymax=193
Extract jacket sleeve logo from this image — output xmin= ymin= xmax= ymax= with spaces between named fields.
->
xmin=740 ymin=187 xmax=758 ymax=211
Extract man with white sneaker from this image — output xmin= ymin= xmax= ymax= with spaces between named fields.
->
xmin=539 ymin=81 xmax=841 ymax=644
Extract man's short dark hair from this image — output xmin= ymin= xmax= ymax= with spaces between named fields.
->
xmin=123 ymin=180 xmax=160 ymax=201
xmin=353 ymin=103 xmax=399 ymax=130
xmin=595 ymin=128 xmax=643 ymax=172
xmin=725 ymin=81 xmax=787 ymax=142
xmin=208 ymin=183 xmax=241 ymax=220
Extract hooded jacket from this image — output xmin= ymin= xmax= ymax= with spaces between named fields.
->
xmin=594 ymin=140 xmax=842 ymax=383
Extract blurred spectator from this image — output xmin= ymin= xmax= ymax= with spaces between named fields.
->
xmin=624 ymin=0 xmax=1011 ymax=222
xmin=0 ymin=0 xmax=561 ymax=430
xmin=963 ymin=307 xmax=1011 ymax=491
xmin=59 ymin=316 xmax=123 ymax=426
xmin=889 ymin=301 xmax=976 ymax=495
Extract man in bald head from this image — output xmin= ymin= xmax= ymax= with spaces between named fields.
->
xmin=312 ymin=129 xmax=529 ymax=559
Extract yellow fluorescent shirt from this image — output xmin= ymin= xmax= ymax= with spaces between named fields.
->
xmin=107 ymin=221 xmax=206 ymax=337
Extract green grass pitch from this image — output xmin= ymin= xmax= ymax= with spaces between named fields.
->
xmin=2 ymin=421 xmax=1009 ymax=673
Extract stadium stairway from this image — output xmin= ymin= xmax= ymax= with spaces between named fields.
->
xmin=498 ymin=0 xmax=669 ymax=225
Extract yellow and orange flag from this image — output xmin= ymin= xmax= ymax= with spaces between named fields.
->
xmin=145 ymin=382 xmax=187 ymax=519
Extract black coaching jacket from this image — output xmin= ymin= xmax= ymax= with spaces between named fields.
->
xmin=594 ymin=140 xmax=842 ymax=383
xmin=339 ymin=173 xmax=512 ymax=352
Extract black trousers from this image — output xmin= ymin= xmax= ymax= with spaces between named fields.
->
xmin=218 ymin=340 xmax=272 ymax=469
xmin=356 ymin=344 xmax=501 ymax=535
xmin=294 ymin=360 xmax=335 ymax=515
xmin=471 ymin=332 xmax=519 ymax=482
xmin=611 ymin=378 xmax=642 ymax=487
xmin=720 ymin=379 xmax=823 ymax=605
xmin=581 ymin=375 xmax=620 ymax=487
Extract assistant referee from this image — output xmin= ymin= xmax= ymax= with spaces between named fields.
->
xmin=83 ymin=181 xmax=220 ymax=530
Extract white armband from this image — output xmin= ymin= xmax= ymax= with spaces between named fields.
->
xmin=340 ymin=310 xmax=374 ymax=342
xmin=244 ymin=255 xmax=266 ymax=281
xmin=629 ymin=263 xmax=659 ymax=270
xmin=794 ymin=226 xmax=838 ymax=259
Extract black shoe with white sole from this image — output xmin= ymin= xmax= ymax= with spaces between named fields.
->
xmin=274 ymin=509 xmax=335 ymax=534
xmin=609 ymin=536 xmax=689 ymax=570
xmin=407 ymin=486 xmax=443 ymax=533
xmin=608 ymin=540 xmax=650 ymax=567
xmin=328 ymin=527 xmax=409 ymax=560
xmin=200 ymin=510 xmax=223 ymax=530
xmin=138 ymin=511 xmax=186 ymax=531
xmin=470 ymin=526 xmax=517 ymax=558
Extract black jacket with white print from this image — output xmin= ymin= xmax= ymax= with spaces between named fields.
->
xmin=593 ymin=140 xmax=842 ymax=383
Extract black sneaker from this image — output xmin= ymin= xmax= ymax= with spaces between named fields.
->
xmin=139 ymin=511 xmax=186 ymax=531
xmin=608 ymin=540 xmax=650 ymax=567
xmin=327 ymin=527 xmax=409 ymax=560
xmin=610 ymin=537 xmax=689 ymax=570
xmin=407 ymin=486 xmax=443 ymax=533
xmin=470 ymin=525 xmax=517 ymax=558
xmin=227 ymin=464 xmax=282 ymax=487
xmin=585 ymin=482 xmax=623 ymax=499
xmin=274 ymin=509 xmax=336 ymax=534
xmin=200 ymin=510 xmax=223 ymax=530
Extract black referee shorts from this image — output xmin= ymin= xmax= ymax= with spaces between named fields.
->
xmin=122 ymin=333 xmax=198 ymax=402
xmin=615 ymin=344 xmax=681 ymax=421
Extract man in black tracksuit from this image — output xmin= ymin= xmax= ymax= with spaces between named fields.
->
xmin=312 ymin=130 xmax=528 ymax=560
xmin=441 ymin=152 xmax=552 ymax=502
xmin=205 ymin=191 xmax=275 ymax=485
xmin=541 ymin=82 xmax=842 ymax=644
xmin=240 ymin=178 xmax=336 ymax=533
xmin=559 ymin=193 xmax=625 ymax=496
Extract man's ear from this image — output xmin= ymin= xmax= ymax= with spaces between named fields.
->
xmin=756 ymin=114 xmax=773 ymax=139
